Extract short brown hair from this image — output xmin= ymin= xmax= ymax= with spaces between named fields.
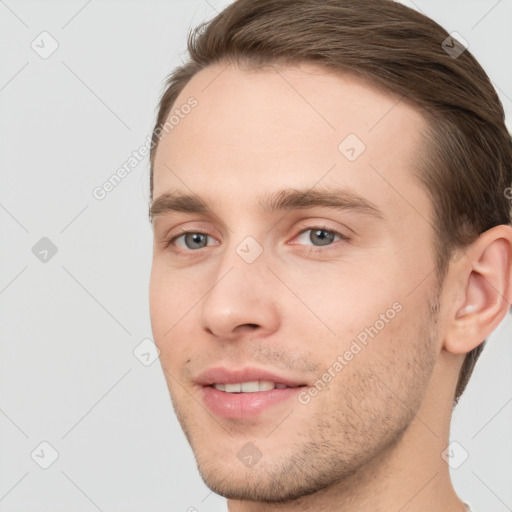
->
xmin=149 ymin=0 xmax=512 ymax=403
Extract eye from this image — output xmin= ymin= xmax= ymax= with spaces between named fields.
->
xmin=163 ymin=225 xmax=348 ymax=255
xmin=292 ymin=226 xmax=348 ymax=248
xmin=168 ymin=231 xmax=219 ymax=251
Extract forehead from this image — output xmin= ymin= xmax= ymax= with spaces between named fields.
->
xmin=152 ymin=62 xmax=430 ymax=223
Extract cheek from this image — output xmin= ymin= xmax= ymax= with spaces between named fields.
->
xmin=148 ymin=266 xmax=169 ymax=337
xmin=149 ymin=264 xmax=201 ymax=368
xmin=284 ymin=261 xmax=403 ymax=339
xmin=149 ymin=266 xmax=180 ymax=355
xmin=149 ymin=263 xmax=193 ymax=331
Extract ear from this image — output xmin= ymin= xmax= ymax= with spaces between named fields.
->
xmin=443 ymin=225 xmax=512 ymax=355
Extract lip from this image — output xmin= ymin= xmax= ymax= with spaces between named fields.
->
xmin=195 ymin=366 xmax=305 ymax=387
xmin=196 ymin=366 xmax=307 ymax=419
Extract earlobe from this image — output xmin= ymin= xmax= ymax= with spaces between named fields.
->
xmin=444 ymin=225 xmax=512 ymax=355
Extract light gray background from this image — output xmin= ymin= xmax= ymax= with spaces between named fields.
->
xmin=0 ymin=1 xmax=511 ymax=511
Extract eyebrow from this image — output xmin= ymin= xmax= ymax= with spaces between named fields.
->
xmin=149 ymin=187 xmax=384 ymax=222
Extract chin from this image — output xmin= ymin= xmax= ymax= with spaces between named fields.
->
xmin=196 ymin=461 xmax=324 ymax=503
xmin=192 ymin=441 xmax=358 ymax=504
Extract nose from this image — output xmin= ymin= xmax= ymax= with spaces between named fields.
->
xmin=200 ymin=246 xmax=281 ymax=341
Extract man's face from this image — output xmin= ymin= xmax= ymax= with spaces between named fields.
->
xmin=149 ymin=63 xmax=443 ymax=502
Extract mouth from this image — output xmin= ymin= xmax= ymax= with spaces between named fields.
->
xmin=210 ymin=381 xmax=300 ymax=393
xmin=196 ymin=367 xmax=308 ymax=419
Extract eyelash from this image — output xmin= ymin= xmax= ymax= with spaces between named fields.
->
xmin=164 ymin=225 xmax=350 ymax=256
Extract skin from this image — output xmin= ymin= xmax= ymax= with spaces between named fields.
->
xmin=149 ymin=62 xmax=512 ymax=511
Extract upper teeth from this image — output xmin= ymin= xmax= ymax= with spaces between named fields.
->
xmin=213 ymin=381 xmax=289 ymax=393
